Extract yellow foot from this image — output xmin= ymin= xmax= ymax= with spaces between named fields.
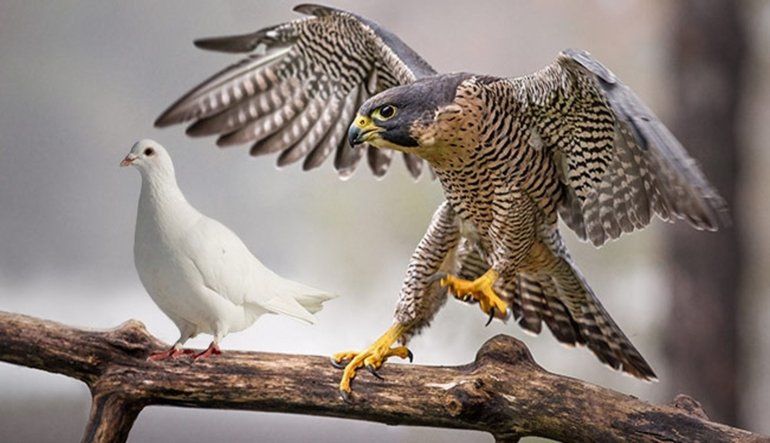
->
xmin=441 ymin=269 xmax=508 ymax=325
xmin=330 ymin=323 xmax=412 ymax=401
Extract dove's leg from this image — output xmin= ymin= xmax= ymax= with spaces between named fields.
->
xmin=148 ymin=325 xmax=197 ymax=361
xmin=193 ymin=329 xmax=225 ymax=360
xmin=192 ymin=342 xmax=222 ymax=360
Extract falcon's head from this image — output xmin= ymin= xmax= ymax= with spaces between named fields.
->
xmin=348 ymin=73 xmax=474 ymax=164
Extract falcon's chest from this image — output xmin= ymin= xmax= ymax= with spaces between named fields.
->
xmin=435 ymin=164 xmax=504 ymax=234
xmin=433 ymin=129 xmax=561 ymax=238
xmin=429 ymin=78 xmax=562 ymax=229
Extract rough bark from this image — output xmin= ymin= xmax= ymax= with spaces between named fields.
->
xmin=0 ymin=311 xmax=766 ymax=442
xmin=82 ymin=394 xmax=142 ymax=443
xmin=665 ymin=0 xmax=747 ymax=426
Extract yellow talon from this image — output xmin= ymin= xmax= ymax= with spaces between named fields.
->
xmin=331 ymin=323 xmax=412 ymax=400
xmin=441 ymin=269 xmax=508 ymax=321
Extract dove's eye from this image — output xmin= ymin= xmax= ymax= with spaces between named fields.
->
xmin=144 ymin=148 xmax=155 ymax=156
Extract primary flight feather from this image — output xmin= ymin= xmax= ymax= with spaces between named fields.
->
xmin=122 ymin=139 xmax=336 ymax=360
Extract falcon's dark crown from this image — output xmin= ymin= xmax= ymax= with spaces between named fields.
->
xmin=358 ymin=73 xmax=473 ymax=148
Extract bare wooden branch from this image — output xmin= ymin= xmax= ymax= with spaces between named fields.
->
xmin=0 ymin=311 xmax=766 ymax=443
xmin=82 ymin=393 xmax=142 ymax=443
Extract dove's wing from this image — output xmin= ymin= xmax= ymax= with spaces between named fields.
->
xmin=182 ymin=216 xmax=317 ymax=323
xmin=156 ymin=4 xmax=436 ymax=179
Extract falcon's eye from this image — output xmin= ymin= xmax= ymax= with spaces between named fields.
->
xmin=373 ymin=105 xmax=397 ymax=121
xmin=143 ymin=148 xmax=155 ymax=156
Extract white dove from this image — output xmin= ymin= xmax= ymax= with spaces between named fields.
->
xmin=122 ymin=139 xmax=336 ymax=360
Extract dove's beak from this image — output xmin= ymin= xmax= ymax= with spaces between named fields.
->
xmin=120 ymin=154 xmax=137 ymax=167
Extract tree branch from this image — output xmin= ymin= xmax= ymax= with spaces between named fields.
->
xmin=0 ymin=311 xmax=765 ymax=442
xmin=83 ymin=393 xmax=142 ymax=443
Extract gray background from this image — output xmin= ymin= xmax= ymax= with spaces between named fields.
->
xmin=1 ymin=1 xmax=769 ymax=441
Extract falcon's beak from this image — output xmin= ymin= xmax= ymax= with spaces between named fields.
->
xmin=120 ymin=154 xmax=137 ymax=167
xmin=348 ymin=114 xmax=381 ymax=146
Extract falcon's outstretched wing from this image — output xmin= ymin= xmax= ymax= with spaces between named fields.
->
xmin=516 ymin=49 xmax=728 ymax=246
xmin=155 ymin=4 xmax=435 ymax=179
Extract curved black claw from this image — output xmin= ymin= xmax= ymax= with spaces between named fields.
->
xmin=330 ymin=357 xmax=348 ymax=369
xmin=339 ymin=389 xmax=352 ymax=402
xmin=485 ymin=307 xmax=496 ymax=327
xmin=366 ymin=364 xmax=384 ymax=380
xmin=407 ymin=349 xmax=414 ymax=363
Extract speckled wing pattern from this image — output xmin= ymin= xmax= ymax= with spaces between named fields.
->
xmin=155 ymin=4 xmax=435 ymax=179
xmin=523 ymin=49 xmax=728 ymax=246
xmin=425 ymin=48 xmax=730 ymax=378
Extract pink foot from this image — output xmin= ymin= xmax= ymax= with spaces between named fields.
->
xmin=147 ymin=347 xmax=195 ymax=361
xmin=193 ymin=342 xmax=222 ymax=360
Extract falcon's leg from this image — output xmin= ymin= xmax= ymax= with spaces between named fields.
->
xmin=331 ymin=202 xmax=461 ymax=399
xmin=147 ymin=326 xmax=197 ymax=361
xmin=331 ymin=323 xmax=411 ymax=400
xmin=445 ymin=193 xmax=536 ymax=324
xmin=441 ymin=269 xmax=508 ymax=323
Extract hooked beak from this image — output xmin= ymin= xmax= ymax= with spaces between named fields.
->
xmin=120 ymin=154 xmax=137 ymax=167
xmin=347 ymin=114 xmax=381 ymax=147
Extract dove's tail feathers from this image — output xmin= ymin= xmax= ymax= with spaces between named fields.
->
xmin=274 ymin=277 xmax=337 ymax=317
xmin=293 ymin=290 xmax=337 ymax=314
xmin=257 ymin=292 xmax=318 ymax=324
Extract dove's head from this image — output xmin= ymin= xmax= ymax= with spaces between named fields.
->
xmin=121 ymin=139 xmax=174 ymax=179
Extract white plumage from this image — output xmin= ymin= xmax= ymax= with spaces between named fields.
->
xmin=122 ymin=139 xmax=336 ymax=360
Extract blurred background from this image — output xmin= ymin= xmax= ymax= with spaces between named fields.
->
xmin=0 ymin=1 xmax=767 ymax=441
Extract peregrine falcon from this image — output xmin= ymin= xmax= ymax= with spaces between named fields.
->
xmin=155 ymin=4 xmax=728 ymax=397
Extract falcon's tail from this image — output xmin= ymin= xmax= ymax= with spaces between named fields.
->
xmin=505 ymin=241 xmax=656 ymax=381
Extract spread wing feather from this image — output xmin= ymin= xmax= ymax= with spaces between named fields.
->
xmin=517 ymin=49 xmax=728 ymax=246
xmin=156 ymin=4 xmax=435 ymax=179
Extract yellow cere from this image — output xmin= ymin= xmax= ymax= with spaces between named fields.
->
xmin=354 ymin=115 xmax=374 ymax=129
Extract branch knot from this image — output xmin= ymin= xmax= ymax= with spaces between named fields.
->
xmin=104 ymin=319 xmax=163 ymax=356
xmin=474 ymin=334 xmax=536 ymax=369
